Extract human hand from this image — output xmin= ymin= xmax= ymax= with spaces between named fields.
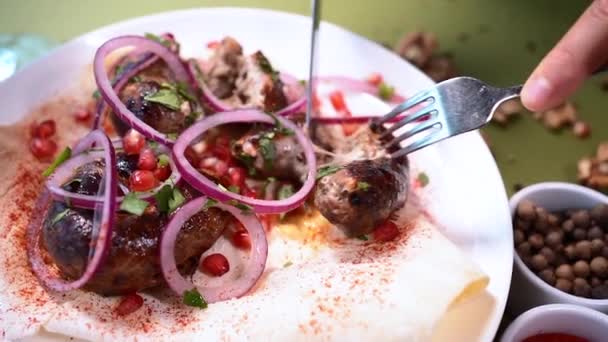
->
xmin=521 ymin=0 xmax=608 ymax=112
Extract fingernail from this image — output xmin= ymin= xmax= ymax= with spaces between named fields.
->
xmin=522 ymin=76 xmax=552 ymax=108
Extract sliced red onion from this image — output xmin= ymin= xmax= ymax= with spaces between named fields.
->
xmin=45 ymin=143 xmax=180 ymax=209
xmin=27 ymin=130 xmax=117 ymax=291
xmin=173 ymin=110 xmax=316 ymax=214
xmin=316 ymin=75 xmax=406 ymax=103
xmin=160 ymin=196 xmax=267 ymax=303
xmin=94 ymin=35 xmax=190 ymax=145
xmin=312 ymin=115 xmax=406 ymax=124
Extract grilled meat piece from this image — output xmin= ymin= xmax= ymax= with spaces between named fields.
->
xmin=41 ymin=160 xmax=230 ymax=296
xmin=314 ymin=158 xmax=408 ymax=237
xmin=312 ymin=128 xmax=410 ymax=236
xmin=205 ymin=37 xmax=288 ymax=112
xmin=232 ymin=127 xmax=307 ymax=183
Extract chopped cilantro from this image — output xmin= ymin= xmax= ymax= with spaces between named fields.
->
xmin=92 ymin=89 xmax=101 ymax=100
xmin=316 ymin=165 xmax=342 ymax=180
xmin=357 ymin=181 xmax=370 ymax=192
xmin=154 ymin=185 xmax=173 ymax=212
xmin=228 ymin=185 xmax=240 ymax=194
xmin=183 ymin=288 xmax=208 ymax=309
xmin=278 ymin=184 xmax=294 ymax=200
xmin=144 ymin=89 xmax=182 ymax=110
xmin=114 ymin=64 xmax=126 ymax=77
xmin=120 ymin=192 xmax=149 ymax=216
xmin=144 ymin=33 xmax=171 ymax=47
xmin=255 ymin=53 xmax=279 ymax=82
xmin=203 ymin=198 xmax=218 ymax=210
xmin=185 ymin=111 xmax=203 ymax=127
xmin=51 ymin=208 xmax=70 ymax=226
xmin=356 ymin=235 xmax=369 ymax=241
xmin=378 ymin=82 xmax=395 ymax=101
xmin=167 ymin=133 xmax=178 ymax=140
xmin=283 ymin=261 xmax=293 ymax=268
xmin=168 ymin=187 xmax=186 ymax=213
xmin=236 ymin=153 xmax=256 ymax=176
xmin=42 ymin=147 xmax=71 ymax=177
xmin=176 ymin=82 xmax=196 ymax=102
xmin=258 ymin=138 xmax=275 ymax=169
xmin=417 ymin=172 xmax=430 ymax=187
xmin=227 ymin=200 xmax=252 ymax=213
xmin=157 ymin=154 xmax=170 ymax=168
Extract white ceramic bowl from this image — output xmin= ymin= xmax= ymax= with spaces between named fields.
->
xmin=508 ymin=182 xmax=608 ymax=316
xmin=501 ymin=304 xmax=608 ymax=342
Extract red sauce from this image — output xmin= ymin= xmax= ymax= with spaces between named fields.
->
xmin=522 ymin=333 xmax=589 ymax=342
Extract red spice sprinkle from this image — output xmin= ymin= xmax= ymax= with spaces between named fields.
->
xmin=30 ymin=119 xmax=56 ymax=139
xmin=373 ymin=220 xmax=400 ymax=242
xmin=200 ymin=253 xmax=230 ymax=276
xmin=522 ymin=333 xmax=589 ymax=342
xmin=115 ymin=293 xmax=144 ymax=316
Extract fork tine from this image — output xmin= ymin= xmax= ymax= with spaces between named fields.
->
xmin=390 ymin=132 xmax=438 ymax=159
xmin=386 ymin=120 xmax=441 ymax=148
xmin=373 ymin=89 xmax=434 ymax=126
xmin=380 ymin=108 xmax=437 ymax=139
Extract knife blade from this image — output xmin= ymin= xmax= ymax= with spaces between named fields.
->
xmin=305 ymin=0 xmax=321 ymax=131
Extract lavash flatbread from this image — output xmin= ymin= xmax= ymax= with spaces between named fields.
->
xmin=0 ymin=91 xmax=488 ymax=342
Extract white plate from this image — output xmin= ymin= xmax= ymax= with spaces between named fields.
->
xmin=0 ymin=7 xmax=513 ymax=341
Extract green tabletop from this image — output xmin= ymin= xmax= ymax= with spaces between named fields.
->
xmin=0 ymin=0 xmax=601 ymax=195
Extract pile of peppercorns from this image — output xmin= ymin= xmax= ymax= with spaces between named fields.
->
xmin=514 ymin=200 xmax=608 ymax=299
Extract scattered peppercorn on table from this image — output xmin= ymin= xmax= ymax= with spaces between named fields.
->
xmin=1 ymin=0 xmax=606 ymax=340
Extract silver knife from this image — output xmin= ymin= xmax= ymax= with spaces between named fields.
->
xmin=305 ymin=0 xmax=321 ymax=132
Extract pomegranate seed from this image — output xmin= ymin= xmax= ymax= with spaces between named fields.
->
xmin=123 ymin=129 xmax=146 ymax=155
xmin=232 ymin=229 xmax=251 ymax=250
xmin=373 ymin=220 xmax=400 ymax=242
xmin=129 ymin=170 xmax=158 ymax=192
xmin=242 ymin=185 xmax=257 ymax=199
xmin=227 ymin=167 xmax=246 ymax=187
xmin=30 ymin=120 xmax=56 ymax=139
xmin=73 ymin=109 xmax=91 ymax=122
xmin=200 ymin=253 xmax=230 ymax=276
xmin=366 ymin=73 xmax=383 ymax=86
xmin=115 ymin=294 xmax=144 ymax=316
xmin=154 ymin=164 xmax=171 ymax=182
xmin=191 ymin=141 xmax=208 ymax=155
xmin=137 ymin=148 xmax=158 ymax=171
xmin=211 ymin=144 xmax=232 ymax=162
xmin=30 ymin=138 xmax=57 ymax=159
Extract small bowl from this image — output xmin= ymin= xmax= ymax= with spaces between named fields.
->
xmin=501 ymin=304 xmax=608 ymax=342
xmin=508 ymin=182 xmax=608 ymax=316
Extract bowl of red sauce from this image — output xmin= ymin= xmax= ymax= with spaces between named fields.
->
xmin=500 ymin=304 xmax=608 ymax=342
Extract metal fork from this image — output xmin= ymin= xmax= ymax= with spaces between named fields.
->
xmin=372 ymin=76 xmax=522 ymax=159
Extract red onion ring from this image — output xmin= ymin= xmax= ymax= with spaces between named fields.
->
xmin=45 ymin=144 xmax=180 ymax=209
xmin=94 ymin=35 xmax=190 ymax=146
xmin=187 ymin=61 xmax=306 ymax=116
xmin=27 ymin=130 xmax=117 ymax=291
xmin=160 ymin=196 xmax=267 ymax=303
xmin=173 ymin=110 xmax=316 ymax=214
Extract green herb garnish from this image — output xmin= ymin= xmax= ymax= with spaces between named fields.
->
xmin=167 ymin=133 xmax=178 ymax=140
xmin=185 ymin=111 xmax=203 ymax=127
xmin=228 ymin=185 xmax=240 ymax=194
xmin=168 ymin=187 xmax=186 ymax=213
xmin=154 ymin=185 xmax=173 ymax=212
xmin=144 ymin=89 xmax=182 ymax=110
xmin=258 ymin=138 xmax=275 ymax=169
xmin=92 ymin=89 xmax=101 ymax=99
xmin=378 ymin=82 xmax=395 ymax=101
xmin=51 ymin=208 xmax=70 ymax=226
xmin=356 ymin=181 xmax=370 ymax=192
xmin=157 ymin=154 xmax=170 ymax=168
xmin=417 ymin=172 xmax=429 ymax=187
xmin=227 ymin=200 xmax=252 ymax=213
xmin=203 ymin=198 xmax=219 ymax=210
xmin=144 ymin=33 xmax=171 ymax=47
xmin=316 ymin=165 xmax=342 ymax=180
xmin=356 ymin=235 xmax=369 ymax=241
xmin=42 ymin=147 xmax=71 ymax=177
xmin=278 ymin=184 xmax=294 ymax=200
xmin=120 ymin=192 xmax=149 ymax=216
xmin=183 ymin=288 xmax=208 ymax=309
